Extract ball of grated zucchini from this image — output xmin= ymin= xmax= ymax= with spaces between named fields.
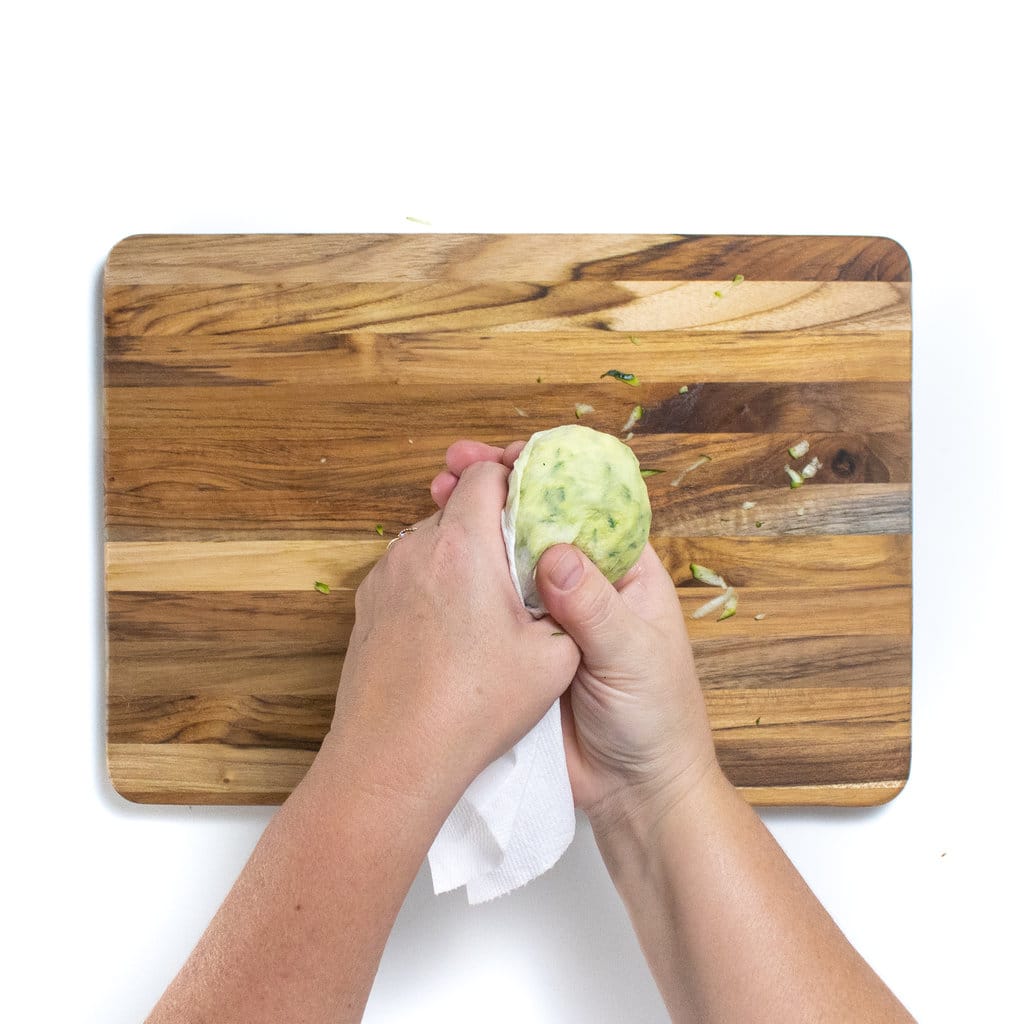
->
xmin=501 ymin=424 xmax=652 ymax=615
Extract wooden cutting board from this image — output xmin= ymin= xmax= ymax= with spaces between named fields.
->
xmin=104 ymin=233 xmax=911 ymax=806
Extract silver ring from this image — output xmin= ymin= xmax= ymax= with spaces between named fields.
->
xmin=386 ymin=526 xmax=417 ymax=549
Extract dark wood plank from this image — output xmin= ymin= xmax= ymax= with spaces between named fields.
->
xmin=707 ymin=684 xmax=910 ymax=779
xmin=106 ymin=586 xmax=909 ymax=666
xmin=104 ymin=383 xmax=910 ymax=441
xmin=104 ymin=431 xmax=909 ymax=539
xmin=104 ymin=329 xmax=911 ymax=388
xmin=106 ymin=683 xmax=910 ymax=789
xmin=107 ymin=592 xmax=353 ymax=658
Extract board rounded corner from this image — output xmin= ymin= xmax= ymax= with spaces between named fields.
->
xmin=874 ymin=235 xmax=912 ymax=281
xmin=105 ymin=745 xmax=148 ymax=806
xmin=866 ymin=774 xmax=910 ymax=806
xmin=104 ymin=234 xmax=153 ymax=278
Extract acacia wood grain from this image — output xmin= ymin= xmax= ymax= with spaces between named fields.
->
xmin=105 ymin=586 xmax=910 ymax=670
xmin=104 ymin=384 xmax=910 ymax=439
xmin=104 ymin=233 xmax=912 ymax=805
xmin=106 ymin=637 xmax=910 ymax=698
xmin=105 ymin=281 xmax=909 ymax=337
xmin=104 ymin=330 xmax=910 ymax=387
xmin=106 ymin=739 xmax=908 ymax=807
xmin=105 ymin=534 xmax=910 ymax=592
xmin=106 ymin=234 xmax=910 ymax=284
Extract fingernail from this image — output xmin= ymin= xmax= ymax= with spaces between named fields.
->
xmin=547 ymin=547 xmax=583 ymax=591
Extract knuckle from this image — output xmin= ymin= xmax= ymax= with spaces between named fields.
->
xmin=459 ymin=460 xmax=508 ymax=487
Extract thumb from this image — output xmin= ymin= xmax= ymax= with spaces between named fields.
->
xmin=535 ymin=545 xmax=636 ymax=670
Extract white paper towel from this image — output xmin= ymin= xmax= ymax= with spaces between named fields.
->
xmin=428 ymin=699 xmax=575 ymax=903
xmin=427 ymin=463 xmax=577 ymax=903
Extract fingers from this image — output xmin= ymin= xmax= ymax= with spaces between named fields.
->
xmin=431 ymin=439 xmax=527 ymax=510
xmin=445 ymin=440 xmax=506 ymax=476
xmin=439 ymin=460 xmax=511 ymax=540
xmin=534 ymin=544 xmax=639 ymax=672
xmin=430 ymin=470 xmax=459 ymax=508
xmin=501 ymin=440 xmax=526 ymax=468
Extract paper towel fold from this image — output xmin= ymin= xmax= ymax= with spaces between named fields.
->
xmin=427 ymin=699 xmax=575 ymax=903
xmin=427 ymin=453 xmax=579 ymax=903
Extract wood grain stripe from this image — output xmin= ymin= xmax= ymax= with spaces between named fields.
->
xmin=105 ymin=585 xmax=910 ymax=661
xmin=694 ymin=636 xmax=910 ymax=691
xmin=105 ymin=234 xmax=910 ymax=285
xmin=104 ymin=431 xmax=909 ymax=541
xmin=105 ymin=482 xmax=910 ymax=540
xmin=105 ymin=535 xmax=910 ymax=592
xmin=735 ymin=780 xmax=907 ymax=807
xmin=105 ymin=329 xmax=912 ymax=387
xmin=106 ymin=679 xmax=909 ymax=800
xmin=104 ymin=432 xmax=909 ymax=494
xmin=106 ymin=738 xmax=908 ymax=806
xmin=108 ymin=742 xmax=315 ymax=804
xmin=108 ymin=693 xmax=335 ymax=749
xmin=107 ymin=684 xmax=908 ymax=756
xmin=656 ymin=483 xmax=911 ymax=538
xmin=107 ymin=636 xmax=912 ymax=697
xmin=106 ymin=636 xmax=909 ymax=699
xmin=107 ymin=591 xmax=353 ymax=657
xmin=105 ymin=281 xmax=910 ymax=337
xmin=708 ymin=700 xmax=909 ymax=786
xmin=104 ymin=383 xmax=909 ymax=440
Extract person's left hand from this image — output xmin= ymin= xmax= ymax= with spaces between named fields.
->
xmin=321 ymin=456 xmax=580 ymax=821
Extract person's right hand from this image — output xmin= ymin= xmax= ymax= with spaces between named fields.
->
xmin=533 ymin=542 xmax=722 ymax=833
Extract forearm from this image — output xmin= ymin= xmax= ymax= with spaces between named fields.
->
xmin=146 ymin=741 xmax=443 ymax=1024
xmin=593 ymin=769 xmax=914 ymax=1024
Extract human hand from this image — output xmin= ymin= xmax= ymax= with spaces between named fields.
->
xmin=322 ymin=456 xmax=581 ymax=822
xmin=535 ymin=542 xmax=719 ymax=832
xmin=431 ymin=440 xmax=721 ymax=835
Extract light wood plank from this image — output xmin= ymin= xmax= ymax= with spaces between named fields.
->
xmin=108 ymin=742 xmax=315 ymax=804
xmin=108 ymin=653 xmax=344 ymax=696
xmin=106 ymin=736 xmax=908 ymax=807
xmin=105 ymin=233 xmax=910 ymax=285
xmin=106 ymin=539 xmax=386 ymax=591
xmin=737 ymin=780 xmax=907 ymax=806
xmin=106 ymin=535 xmax=910 ymax=592
xmin=107 ymin=737 xmax=908 ymax=807
xmin=703 ymin=685 xmax=910 ymax=729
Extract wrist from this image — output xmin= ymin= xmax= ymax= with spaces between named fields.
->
xmin=309 ymin=725 xmax=457 ymax=850
xmin=588 ymin=757 xmax=731 ymax=870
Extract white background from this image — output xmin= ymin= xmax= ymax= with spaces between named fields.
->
xmin=3 ymin=2 xmax=1021 ymax=1020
